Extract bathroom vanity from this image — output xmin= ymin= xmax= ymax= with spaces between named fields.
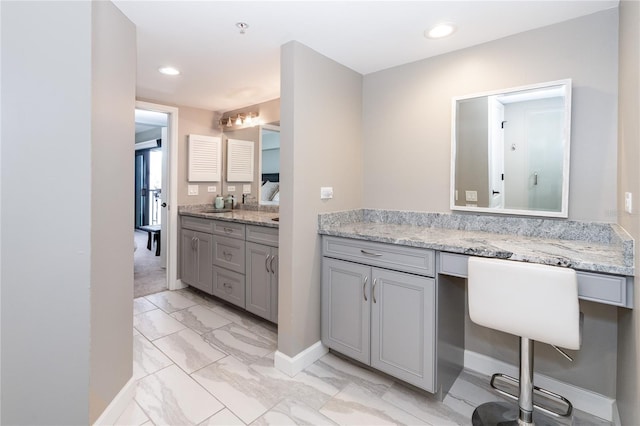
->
xmin=318 ymin=209 xmax=634 ymax=399
xmin=179 ymin=207 xmax=279 ymax=323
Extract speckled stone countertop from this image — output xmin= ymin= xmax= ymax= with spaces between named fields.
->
xmin=179 ymin=204 xmax=279 ymax=229
xmin=318 ymin=209 xmax=634 ymax=276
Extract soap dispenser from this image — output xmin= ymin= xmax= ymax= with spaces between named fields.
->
xmin=214 ymin=195 xmax=224 ymax=209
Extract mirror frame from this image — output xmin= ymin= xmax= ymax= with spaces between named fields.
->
xmin=450 ymin=79 xmax=572 ymax=218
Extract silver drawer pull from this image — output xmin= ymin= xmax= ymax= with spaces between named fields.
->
xmin=224 ymin=227 xmax=234 ymax=234
xmin=372 ymin=278 xmax=378 ymax=304
xmin=361 ymin=249 xmax=382 ymax=257
xmin=363 ymin=276 xmax=368 ymax=302
xmin=265 ymin=254 xmax=272 ymax=273
xmin=223 ymin=251 xmax=233 ymax=261
xmin=223 ymin=282 xmax=232 ymax=293
xmin=270 ymin=255 xmax=277 ymax=275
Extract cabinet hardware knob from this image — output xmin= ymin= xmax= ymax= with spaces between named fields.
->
xmin=373 ymin=278 xmax=378 ymax=304
xmin=361 ymin=249 xmax=382 ymax=257
xmin=223 ymin=251 xmax=232 ymax=261
xmin=363 ymin=276 xmax=368 ymax=302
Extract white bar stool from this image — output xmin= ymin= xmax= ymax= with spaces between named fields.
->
xmin=468 ymin=257 xmax=580 ymax=426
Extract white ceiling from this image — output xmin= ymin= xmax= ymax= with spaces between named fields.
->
xmin=114 ymin=1 xmax=618 ymax=113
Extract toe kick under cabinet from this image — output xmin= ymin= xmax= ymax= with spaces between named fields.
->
xmin=321 ymin=236 xmax=438 ymax=393
xmin=180 ymin=216 xmax=278 ymax=323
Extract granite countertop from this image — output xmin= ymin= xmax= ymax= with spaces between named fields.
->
xmin=179 ymin=205 xmax=279 ymax=229
xmin=318 ymin=210 xmax=634 ymax=276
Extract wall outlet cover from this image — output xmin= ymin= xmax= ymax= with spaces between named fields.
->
xmin=320 ymin=187 xmax=334 ymax=200
xmin=242 ymin=184 xmax=251 ymax=194
xmin=465 ymin=190 xmax=478 ymax=202
xmin=207 ymin=186 xmax=217 ymax=193
xmin=188 ymin=185 xmax=199 ymax=196
xmin=227 ymin=185 xmax=236 ymax=192
xmin=625 ymin=192 xmax=633 ymax=214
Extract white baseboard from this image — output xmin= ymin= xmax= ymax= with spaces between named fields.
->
xmin=274 ymin=341 xmax=328 ymax=377
xmin=612 ymin=401 xmax=622 ymax=426
xmin=464 ymin=349 xmax=615 ymax=422
xmin=93 ymin=377 xmax=136 ymax=425
xmin=172 ymin=278 xmax=188 ymax=291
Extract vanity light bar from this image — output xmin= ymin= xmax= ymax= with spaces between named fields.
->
xmin=218 ymin=112 xmax=260 ymax=128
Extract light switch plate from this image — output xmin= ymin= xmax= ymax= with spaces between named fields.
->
xmin=625 ymin=192 xmax=633 ymax=213
xmin=188 ymin=185 xmax=199 ymax=196
xmin=465 ymin=190 xmax=478 ymax=202
xmin=243 ymin=184 xmax=251 ymax=194
xmin=207 ymin=186 xmax=217 ymax=193
xmin=320 ymin=187 xmax=334 ymax=200
xmin=227 ymin=185 xmax=236 ymax=192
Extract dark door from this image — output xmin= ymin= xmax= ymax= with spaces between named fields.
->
xmin=134 ymin=150 xmax=149 ymax=228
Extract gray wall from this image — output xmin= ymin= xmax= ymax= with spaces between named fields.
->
xmin=279 ymin=41 xmax=363 ymax=357
xmin=363 ymin=9 xmax=619 ymax=222
xmin=89 ymin=1 xmax=136 ymax=422
xmin=1 ymin=2 xmax=135 ymax=423
xmin=616 ymin=0 xmax=640 ymax=422
xmin=361 ymin=10 xmax=620 ymax=397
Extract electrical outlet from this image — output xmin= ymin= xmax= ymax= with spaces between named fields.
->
xmin=188 ymin=185 xmax=199 ymax=196
xmin=625 ymin=192 xmax=633 ymax=213
xmin=227 ymin=185 xmax=236 ymax=192
xmin=320 ymin=187 xmax=334 ymax=200
xmin=465 ymin=190 xmax=478 ymax=202
xmin=243 ymin=184 xmax=251 ymax=194
xmin=207 ymin=186 xmax=217 ymax=193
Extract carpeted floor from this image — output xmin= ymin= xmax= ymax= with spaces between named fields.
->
xmin=134 ymin=229 xmax=167 ymax=298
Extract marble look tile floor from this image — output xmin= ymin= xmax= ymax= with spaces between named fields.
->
xmin=119 ymin=287 xmax=611 ymax=426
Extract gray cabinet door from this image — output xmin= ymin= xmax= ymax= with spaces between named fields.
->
xmin=181 ymin=229 xmax=197 ymax=286
xmin=245 ymin=241 xmax=273 ymax=320
xmin=370 ymin=268 xmax=435 ymax=392
xmin=321 ymin=258 xmax=371 ymax=365
xmin=181 ymin=229 xmax=213 ymax=294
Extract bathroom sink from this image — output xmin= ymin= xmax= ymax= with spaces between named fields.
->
xmin=272 ymin=217 xmax=280 ymax=222
xmin=202 ymin=208 xmax=233 ymax=213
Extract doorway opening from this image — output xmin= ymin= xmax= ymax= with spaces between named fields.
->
xmin=134 ymin=108 xmax=168 ymax=297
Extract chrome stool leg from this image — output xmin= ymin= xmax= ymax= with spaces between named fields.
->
xmin=472 ymin=338 xmax=573 ymax=426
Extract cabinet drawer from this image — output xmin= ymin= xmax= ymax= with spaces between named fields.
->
xmin=212 ymin=267 xmax=245 ymax=308
xmin=212 ymin=220 xmax=245 ymax=239
xmin=246 ymin=225 xmax=279 ymax=247
xmin=212 ymin=235 xmax=246 ymax=274
xmin=577 ymin=271 xmax=628 ymax=307
xmin=181 ymin=216 xmax=213 ymax=233
xmin=439 ymin=252 xmax=469 ymax=278
xmin=322 ymin=236 xmax=435 ymax=277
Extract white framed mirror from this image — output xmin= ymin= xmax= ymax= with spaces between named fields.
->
xmin=450 ymin=79 xmax=572 ymax=218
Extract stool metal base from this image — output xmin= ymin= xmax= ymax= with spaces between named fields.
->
xmin=472 ymin=401 xmax=560 ymax=426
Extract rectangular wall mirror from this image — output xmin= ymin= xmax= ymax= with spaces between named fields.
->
xmin=450 ymin=79 xmax=572 ymax=218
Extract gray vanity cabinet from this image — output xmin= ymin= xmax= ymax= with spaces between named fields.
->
xmin=322 ymin=236 xmax=436 ymax=393
xmin=322 ymin=258 xmax=371 ymax=364
xmin=245 ymin=225 xmax=279 ymax=323
xmin=180 ymin=229 xmax=213 ymax=293
xmin=246 ymin=242 xmax=279 ymax=323
xmin=370 ymin=268 xmax=435 ymax=391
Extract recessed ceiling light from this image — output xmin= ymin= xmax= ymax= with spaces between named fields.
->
xmin=425 ymin=23 xmax=457 ymax=39
xmin=158 ymin=66 xmax=180 ymax=76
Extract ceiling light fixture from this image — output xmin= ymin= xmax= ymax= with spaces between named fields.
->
xmin=226 ymin=117 xmax=232 ymax=127
xmin=425 ymin=23 xmax=457 ymax=39
xmin=236 ymin=22 xmax=249 ymax=34
xmin=158 ymin=66 xmax=181 ymax=76
xmin=235 ymin=114 xmax=243 ymax=126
